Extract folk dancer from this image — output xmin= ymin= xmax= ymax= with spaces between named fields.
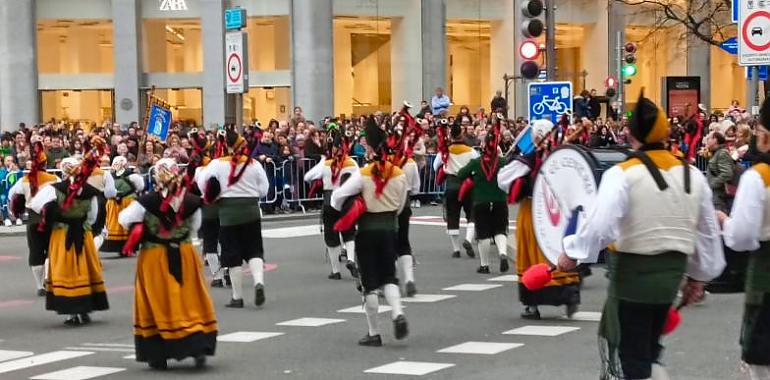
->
xmin=457 ymin=115 xmax=510 ymax=274
xmin=9 ymin=136 xmax=59 ymax=296
xmin=119 ymin=159 xmax=217 ymax=370
xmin=331 ymin=116 xmax=409 ymax=347
xmin=433 ymin=120 xmax=478 ymax=258
xmin=304 ymin=124 xmax=360 ymax=279
xmin=498 ymin=119 xmax=580 ymax=319
xmin=30 ymin=151 xmax=110 ymax=326
xmin=198 ymin=126 xmax=270 ymax=309
xmin=86 ymin=150 xmax=117 ymax=250
xmin=102 ymin=156 xmax=144 ymax=256
xmin=558 ymin=92 xmax=725 ymax=380
xmin=718 ymin=97 xmax=770 ymax=380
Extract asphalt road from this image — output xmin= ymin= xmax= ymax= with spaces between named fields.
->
xmin=0 ymin=205 xmax=746 ymax=380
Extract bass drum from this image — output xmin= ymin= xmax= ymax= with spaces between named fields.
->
xmin=531 ymin=145 xmax=629 ymax=264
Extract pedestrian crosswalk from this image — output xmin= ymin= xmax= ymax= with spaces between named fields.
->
xmin=30 ymin=366 xmax=125 ymax=380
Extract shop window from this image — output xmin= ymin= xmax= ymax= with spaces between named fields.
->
xmin=246 ymin=16 xmax=290 ymax=71
xmin=37 ymin=20 xmax=114 ymax=74
xmin=244 ymin=87 xmax=292 ymax=124
xmin=142 ymin=18 xmax=202 ymax=73
xmin=40 ymin=90 xmax=114 ymax=125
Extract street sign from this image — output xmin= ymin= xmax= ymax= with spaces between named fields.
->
xmin=739 ymin=2 xmax=770 ymax=65
xmin=733 ymin=0 xmax=738 ymax=23
xmin=225 ymin=8 xmax=246 ymax=31
xmin=746 ymin=65 xmax=769 ymax=80
xmin=527 ymin=81 xmax=573 ymax=122
xmin=225 ymin=32 xmax=248 ymax=94
xmin=719 ymin=37 xmax=738 ymax=55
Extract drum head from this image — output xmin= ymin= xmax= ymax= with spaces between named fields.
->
xmin=532 ymin=146 xmax=600 ymax=265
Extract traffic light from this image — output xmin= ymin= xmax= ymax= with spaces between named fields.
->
xmin=520 ymin=0 xmax=544 ymax=80
xmin=622 ymin=42 xmax=637 ymax=79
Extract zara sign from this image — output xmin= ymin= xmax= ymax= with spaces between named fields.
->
xmin=159 ymin=0 xmax=188 ymax=11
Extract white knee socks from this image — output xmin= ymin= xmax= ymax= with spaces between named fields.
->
xmin=477 ymin=239 xmax=491 ymax=267
xmin=230 ymin=266 xmax=244 ymax=300
xmin=327 ymin=246 xmax=341 ymax=274
xmin=398 ymin=255 xmax=414 ymax=283
xmin=248 ymin=258 xmax=264 ymax=285
xmin=344 ymin=240 xmax=356 ymax=263
xmin=650 ymin=364 xmax=670 ymax=380
xmin=748 ymin=365 xmax=770 ymax=380
xmin=30 ymin=266 xmax=44 ymax=290
xmin=383 ymin=283 xmax=404 ymax=319
xmin=43 ymin=259 xmax=49 ymax=284
xmin=448 ymin=231 xmax=460 ymax=252
xmin=494 ymin=234 xmax=507 ymax=257
xmin=364 ymin=293 xmax=380 ymax=336
xmin=205 ymin=253 xmax=223 ymax=279
xmin=465 ymin=223 xmax=475 ymax=242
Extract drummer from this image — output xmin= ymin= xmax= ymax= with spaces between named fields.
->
xmin=556 ymin=92 xmax=725 ymax=380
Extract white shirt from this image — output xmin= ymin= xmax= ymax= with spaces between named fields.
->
xmin=197 ymin=157 xmax=269 ymax=198
xmin=110 ymin=172 xmax=145 ymax=194
xmin=496 ymin=159 xmax=531 ymax=193
xmin=723 ymin=169 xmax=765 ymax=252
xmin=28 ymin=185 xmax=99 ymax=225
xmin=562 ymin=165 xmax=725 ymax=282
xmin=119 ymin=201 xmax=202 ymax=234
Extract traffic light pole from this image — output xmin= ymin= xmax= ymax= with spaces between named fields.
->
xmin=545 ymin=0 xmax=556 ymax=80
xmin=616 ymin=30 xmax=624 ymax=115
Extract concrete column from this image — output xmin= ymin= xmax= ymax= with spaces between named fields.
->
xmin=201 ymin=0 xmax=226 ymax=129
xmin=112 ymin=0 xmax=142 ymax=126
xmin=421 ymin=0 xmax=446 ymax=102
xmin=489 ymin=0 xmax=515 ymax=114
xmin=391 ymin=0 xmax=423 ymax=110
xmin=581 ymin=0 xmax=609 ymax=93
xmin=0 ymin=0 xmax=38 ymax=131
xmin=687 ymin=31 xmax=711 ymax=110
xmin=291 ymin=0 xmax=333 ymax=123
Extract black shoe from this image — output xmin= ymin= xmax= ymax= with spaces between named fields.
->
xmin=566 ymin=303 xmax=579 ymax=318
xmin=355 ymin=281 xmax=363 ymax=293
xmin=79 ymin=313 xmax=91 ymax=324
xmin=393 ymin=315 xmax=409 ymax=340
xmin=63 ymin=315 xmax=81 ymax=326
xmin=328 ymin=272 xmax=342 ymax=280
xmin=255 ymin=284 xmax=265 ymax=306
xmin=463 ymin=240 xmax=476 ymax=258
xmin=452 ymin=251 xmax=461 ymax=258
xmin=405 ymin=281 xmax=417 ymax=298
xmin=499 ymin=256 xmax=510 ymax=273
xmin=37 ymin=288 xmax=46 ymax=297
xmin=210 ymin=279 xmax=224 ymax=288
xmin=148 ymin=360 xmax=167 ymax=370
xmin=358 ymin=334 xmax=383 ymax=347
xmin=194 ymin=355 xmax=207 ymax=369
xmin=521 ymin=306 xmax=541 ymax=320
xmin=476 ymin=265 xmax=490 ymax=274
xmin=225 ymin=298 xmax=244 ymax=308
xmin=346 ymin=261 xmax=359 ymax=278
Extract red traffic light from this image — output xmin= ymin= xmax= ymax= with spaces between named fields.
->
xmin=604 ymin=75 xmax=618 ymax=88
xmin=624 ymin=42 xmax=637 ymax=54
xmin=519 ymin=39 xmax=540 ymax=60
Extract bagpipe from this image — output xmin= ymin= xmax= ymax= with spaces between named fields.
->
xmin=434 ymin=118 xmax=450 ymax=185
xmin=458 ymin=113 xmax=505 ymax=202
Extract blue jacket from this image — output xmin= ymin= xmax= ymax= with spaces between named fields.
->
xmin=431 ymin=95 xmax=451 ymax=115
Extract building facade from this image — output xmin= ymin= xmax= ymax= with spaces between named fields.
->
xmin=0 ymin=0 xmax=746 ymax=131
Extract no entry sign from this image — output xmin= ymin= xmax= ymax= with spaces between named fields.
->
xmin=739 ymin=3 xmax=770 ymax=65
xmin=225 ymin=32 xmax=249 ymax=93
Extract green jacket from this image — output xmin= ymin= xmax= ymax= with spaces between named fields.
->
xmin=457 ymin=157 xmax=507 ymax=204
xmin=707 ymin=147 xmax=734 ymax=208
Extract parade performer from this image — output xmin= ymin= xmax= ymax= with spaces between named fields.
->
xmin=433 ymin=120 xmax=478 ymax=258
xmin=9 ymin=135 xmax=59 ymax=296
xmin=457 ymin=115 xmax=509 ymax=274
xmin=304 ymin=124 xmax=360 ymax=280
xmin=119 ymin=158 xmax=217 ymax=370
xmin=498 ymin=119 xmax=580 ymax=319
xmin=558 ymin=92 xmax=724 ymax=380
xmin=86 ymin=144 xmax=117 ymax=250
xmin=331 ymin=116 xmax=409 ymax=346
xmin=718 ymin=97 xmax=770 ymax=380
xmin=30 ymin=151 xmax=110 ymax=326
xmin=102 ymin=156 xmax=144 ymax=256
xmin=197 ymin=126 xmax=270 ymax=309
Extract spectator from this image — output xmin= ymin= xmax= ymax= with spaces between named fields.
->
xmin=0 ymin=156 xmax=22 ymax=226
xmin=588 ymin=89 xmax=601 ymax=120
xmin=304 ymin=128 xmax=324 ymax=161
xmin=490 ymin=90 xmax=507 ymax=116
xmin=290 ymin=106 xmax=306 ymax=128
xmin=574 ymin=90 xmax=591 ymax=119
xmin=731 ymin=123 xmax=751 ymax=161
xmin=257 ymin=131 xmax=278 ymax=163
xmin=352 ymin=136 xmax=367 ymax=157
xmin=431 ymin=87 xmax=451 ymax=115
xmin=45 ymin=136 xmax=68 ymax=169
xmin=162 ymin=134 xmax=189 ymax=164
xmin=705 ymin=131 xmax=734 ymax=212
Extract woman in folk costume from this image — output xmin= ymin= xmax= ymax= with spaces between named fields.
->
xmin=197 ymin=126 xmax=270 ymax=309
xmin=433 ymin=119 xmax=479 ymax=258
xmin=388 ymin=102 xmax=422 ymax=297
xmin=8 ymin=135 xmax=59 ymax=296
xmin=86 ymin=139 xmax=117 ymax=250
xmin=29 ymin=152 xmax=109 ymax=326
xmin=303 ymin=123 xmax=360 ymax=280
xmin=559 ymin=92 xmax=724 ymax=380
xmin=719 ymin=97 xmax=770 ymax=380
xmin=102 ymin=156 xmax=144 ymax=256
xmin=497 ymin=119 xmax=580 ymax=320
xmin=331 ymin=116 xmax=409 ymax=347
xmin=457 ymin=114 xmax=510 ymax=274
xmin=119 ymin=158 xmax=217 ymax=370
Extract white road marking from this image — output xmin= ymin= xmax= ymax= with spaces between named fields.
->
xmin=487 ymin=274 xmax=519 ymax=282
xmin=276 ymin=318 xmax=346 ymax=327
xmin=364 ymin=361 xmax=455 ymax=376
xmin=442 ymin=284 xmax=503 ymax=292
xmin=122 ymin=355 xmax=135 ymax=360
xmin=64 ymin=347 xmax=134 ymax=353
xmin=216 ymin=332 xmax=285 ymax=343
xmin=0 ymin=351 xmax=94 ymax=375
xmin=337 ymin=305 xmax=393 ymax=314
xmin=0 ymin=350 xmax=33 ymax=362
xmin=262 ymin=225 xmax=320 ymax=239
xmin=401 ymin=294 xmax=456 ymax=303
xmin=437 ymin=341 xmax=524 ymax=355
xmin=502 ymin=326 xmax=580 ymax=337
xmin=31 ymin=366 xmax=125 ymax=380
xmin=81 ymin=343 xmax=133 ymax=348
xmin=560 ymin=311 xmax=602 ymax=322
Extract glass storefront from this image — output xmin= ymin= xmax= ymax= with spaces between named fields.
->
xmin=40 ymin=90 xmax=114 ymax=125
xmin=246 ymin=16 xmax=290 ymax=71
xmin=142 ymin=88 xmax=203 ymax=126
xmin=244 ymin=87 xmax=291 ymax=124
xmin=37 ymin=19 xmax=114 ymax=74
xmin=142 ymin=18 xmax=202 ymax=73
xmin=447 ymin=20 xmax=490 ymax=115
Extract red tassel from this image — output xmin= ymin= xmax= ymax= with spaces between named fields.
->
xmin=308 ymin=179 xmax=323 ymax=198
xmin=507 ymin=177 xmax=524 ymax=204
xmin=123 ymin=223 xmax=144 ymax=255
xmin=521 ymin=263 xmax=553 ymax=290
xmin=662 ymin=307 xmax=682 ymax=335
xmin=435 ymin=166 xmax=446 ymax=185
xmin=458 ymin=178 xmax=474 ymax=201
xmin=334 ymin=197 xmax=366 ymax=232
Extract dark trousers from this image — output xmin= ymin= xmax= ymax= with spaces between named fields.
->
xmin=444 ymin=186 xmax=473 ymax=230
xmin=322 ymin=205 xmax=355 ymax=247
xmin=618 ymin=300 xmax=670 ymax=379
xmin=397 ymin=205 xmax=412 ymax=256
xmin=219 ymin=220 xmax=264 ymax=268
xmin=356 ymin=229 xmax=398 ymax=293
xmin=473 ymin=201 xmax=508 ymax=240
xmin=199 ymin=218 xmax=219 ymax=254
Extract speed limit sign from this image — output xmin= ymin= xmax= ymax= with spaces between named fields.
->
xmin=225 ymin=32 xmax=249 ymax=93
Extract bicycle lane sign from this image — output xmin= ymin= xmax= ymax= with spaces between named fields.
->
xmin=527 ymin=81 xmax=573 ymax=122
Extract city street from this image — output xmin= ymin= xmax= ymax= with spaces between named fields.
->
xmin=0 ymin=206 xmax=745 ymax=380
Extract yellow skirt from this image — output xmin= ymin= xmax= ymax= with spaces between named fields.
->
xmin=515 ymin=199 xmax=581 ymax=306
xmin=46 ymin=228 xmax=109 ymax=314
xmin=103 ymin=197 xmax=133 ymax=253
xmin=134 ymin=242 xmax=217 ymax=362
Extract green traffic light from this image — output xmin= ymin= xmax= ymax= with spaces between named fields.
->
xmin=622 ymin=64 xmax=638 ymax=77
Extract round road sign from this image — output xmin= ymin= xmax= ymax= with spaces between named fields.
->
xmin=743 ymin=11 xmax=770 ymax=51
xmin=227 ymin=52 xmax=242 ymax=84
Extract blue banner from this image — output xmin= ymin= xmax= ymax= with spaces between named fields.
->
xmin=146 ymin=103 xmax=172 ymax=142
